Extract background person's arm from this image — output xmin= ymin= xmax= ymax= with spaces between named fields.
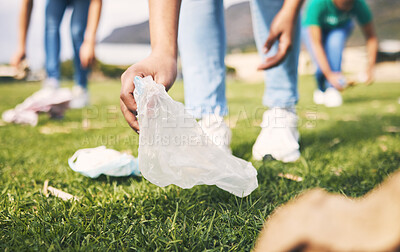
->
xmin=309 ymin=26 xmax=344 ymax=90
xmin=120 ymin=0 xmax=181 ymax=133
xmin=361 ymin=22 xmax=378 ymax=85
xmin=80 ymin=0 xmax=102 ymax=69
xmin=258 ymin=0 xmax=304 ymax=70
xmin=10 ymin=0 xmax=33 ymax=67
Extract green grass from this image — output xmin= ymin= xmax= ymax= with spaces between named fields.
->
xmin=0 ymin=77 xmax=399 ymax=251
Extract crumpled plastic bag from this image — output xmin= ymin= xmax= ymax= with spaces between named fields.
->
xmin=2 ymin=88 xmax=72 ymax=126
xmin=133 ymin=76 xmax=258 ymax=197
xmin=68 ymin=146 xmax=140 ymax=178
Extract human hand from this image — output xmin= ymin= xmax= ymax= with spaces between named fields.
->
xmin=79 ymin=40 xmax=96 ymax=69
xmin=120 ymin=52 xmax=177 ymax=133
xmin=365 ymin=68 xmax=375 ymax=85
xmin=257 ymin=9 xmax=296 ymax=70
xmin=10 ymin=48 xmax=26 ymax=67
xmin=327 ymin=72 xmax=345 ymax=91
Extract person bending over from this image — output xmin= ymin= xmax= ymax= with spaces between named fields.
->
xmin=302 ymin=0 xmax=378 ymax=107
xmin=121 ymin=0 xmax=305 ymax=163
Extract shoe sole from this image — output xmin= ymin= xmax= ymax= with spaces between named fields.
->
xmin=252 ymin=148 xmax=300 ymax=163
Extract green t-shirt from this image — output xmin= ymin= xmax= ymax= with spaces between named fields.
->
xmin=302 ymin=0 xmax=373 ymax=30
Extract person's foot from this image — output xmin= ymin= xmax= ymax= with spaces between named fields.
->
xmin=324 ymin=87 xmax=342 ymax=107
xmin=42 ymin=77 xmax=59 ymax=89
xmin=313 ymin=89 xmax=325 ymax=105
xmin=252 ymin=108 xmax=300 ymax=163
xmin=49 ymin=101 xmax=70 ymax=119
xmin=199 ymin=113 xmax=232 ymax=153
xmin=70 ymin=86 xmax=89 ymax=109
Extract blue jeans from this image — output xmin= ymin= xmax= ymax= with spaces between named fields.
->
xmin=178 ymin=0 xmax=300 ymax=118
xmin=302 ymin=21 xmax=354 ymax=91
xmin=45 ymin=0 xmax=90 ymax=88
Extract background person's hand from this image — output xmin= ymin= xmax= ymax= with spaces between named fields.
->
xmin=120 ymin=53 xmax=177 ymax=133
xmin=365 ymin=68 xmax=375 ymax=85
xmin=10 ymin=48 xmax=26 ymax=67
xmin=258 ymin=9 xmax=295 ymax=70
xmin=79 ymin=41 xmax=96 ymax=69
xmin=327 ymin=72 xmax=345 ymax=91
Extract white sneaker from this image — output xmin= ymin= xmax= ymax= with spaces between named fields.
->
xmin=252 ymin=108 xmax=300 ymax=163
xmin=198 ymin=113 xmax=232 ymax=153
xmin=70 ymin=86 xmax=89 ymax=109
xmin=42 ymin=78 xmax=59 ymax=89
xmin=324 ymin=87 xmax=342 ymax=107
xmin=313 ymin=89 xmax=325 ymax=105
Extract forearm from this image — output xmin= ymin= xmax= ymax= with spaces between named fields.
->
xmin=313 ymin=42 xmax=332 ymax=76
xmin=281 ymin=0 xmax=304 ymax=20
xmin=149 ymin=0 xmax=181 ymax=58
xmin=361 ymin=22 xmax=378 ymax=72
xmin=120 ymin=0 xmax=181 ymax=131
xmin=366 ymin=37 xmax=378 ymax=71
xmin=17 ymin=0 xmax=33 ymax=51
xmin=309 ymin=27 xmax=333 ymax=77
xmin=84 ymin=0 xmax=102 ymax=44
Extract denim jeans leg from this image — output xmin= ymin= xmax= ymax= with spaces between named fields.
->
xmin=323 ymin=21 xmax=354 ymax=88
xmin=45 ymin=0 xmax=68 ymax=83
xmin=70 ymin=0 xmax=90 ymax=89
xmin=250 ymin=0 xmax=300 ymax=108
xmin=178 ymin=0 xmax=227 ymax=119
xmin=316 ymin=68 xmax=326 ymax=91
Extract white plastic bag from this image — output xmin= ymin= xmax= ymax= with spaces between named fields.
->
xmin=2 ymin=88 xmax=72 ymax=126
xmin=133 ymin=76 xmax=258 ymax=197
xmin=68 ymin=146 xmax=140 ymax=178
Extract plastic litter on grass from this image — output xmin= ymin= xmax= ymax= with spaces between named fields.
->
xmin=133 ymin=76 xmax=258 ymax=197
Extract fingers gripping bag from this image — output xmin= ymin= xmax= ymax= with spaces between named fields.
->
xmin=133 ymin=76 xmax=258 ymax=197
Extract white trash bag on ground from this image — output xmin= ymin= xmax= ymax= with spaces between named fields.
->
xmin=2 ymin=88 xmax=72 ymax=126
xmin=68 ymin=146 xmax=140 ymax=178
xmin=133 ymin=76 xmax=258 ymax=197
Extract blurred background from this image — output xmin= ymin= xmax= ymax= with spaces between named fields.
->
xmin=0 ymin=2 xmax=399 ymax=249
xmin=0 ymin=0 xmax=399 ymax=82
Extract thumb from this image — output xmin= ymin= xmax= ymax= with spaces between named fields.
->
xmin=257 ymin=38 xmax=291 ymax=70
xmin=263 ymin=32 xmax=278 ymax=54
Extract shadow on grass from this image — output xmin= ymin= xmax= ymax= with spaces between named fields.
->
xmin=230 ymin=113 xmax=400 ymax=199
xmin=343 ymin=86 xmax=400 ymax=104
xmin=83 ymin=114 xmax=398 ymax=209
xmin=300 ymin=113 xmax=399 ymax=196
xmin=343 ymin=96 xmax=397 ymax=105
xmin=232 ymin=140 xmax=255 ymax=161
xmin=93 ymin=174 xmax=142 ymax=186
xmin=301 ymin=114 xmax=399 ymax=154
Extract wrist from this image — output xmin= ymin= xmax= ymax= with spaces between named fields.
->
xmin=279 ymin=8 xmax=296 ymax=23
xmin=325 ymin=70 xmax=334 ymax=79
xmin=82 ymin=40 xmax=96 ymax=52
xmin=83 ymin=34 xmax=96 ymax=45
xmin=151 ymin=46 xmax=178 ymax=60
xmin=151 ymin=51 xmax=177 ymax=65
xmin=17 ymin=43 xmax=26 ymax=53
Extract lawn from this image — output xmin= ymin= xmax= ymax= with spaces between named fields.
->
xmin=0 ymin=76 xmax=399 ymax=251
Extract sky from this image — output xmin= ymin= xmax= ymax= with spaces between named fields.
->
xmin=0 ymin=0 xmax=246 ymax=69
